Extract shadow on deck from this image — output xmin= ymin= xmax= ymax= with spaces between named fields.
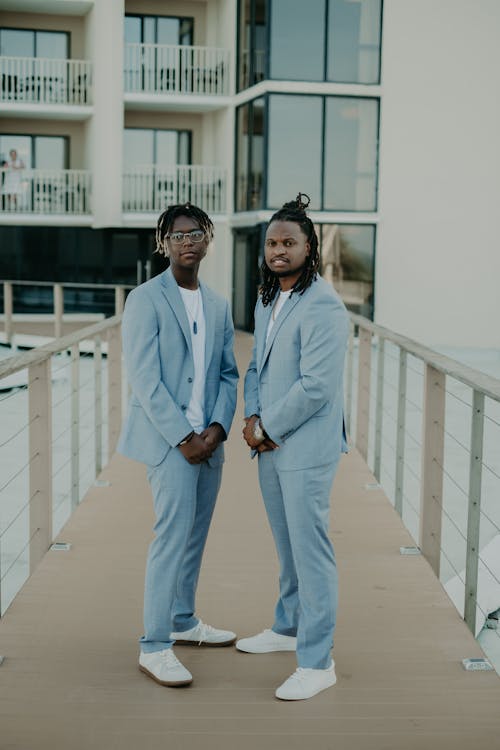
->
xmin=1 ymin=333 xmax=499 ymax=749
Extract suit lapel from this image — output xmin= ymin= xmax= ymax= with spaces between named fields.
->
xmin=200 ymin=282 xmax=216 ymax=373
xmin=160 ymin=268 xmax=193 ymax=356
xmin=258 ymin=292 xmax=301 ymax=376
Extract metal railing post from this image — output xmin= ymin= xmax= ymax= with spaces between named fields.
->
xmin=53 ymin=284 xmax=63 ymax=339
xmin=3 ymin=281 xmax=13 ymax=345
xmin=28 ymin=358 xmax=52 ymax=573
xmin=94 ymin=336 xmax=103 ymax=476
xmin=373 ymin=337 xmax=385 ymax=482
xmin=71 ymin=344 xmax=80 ymax=510
xmin=345 ymin=321 xmax=355 ymax=436
xmin=464 ymin=390 xmax=485 ymax=633
xmin=395 ymin=349 xmax=407 ymax=516
xmin=356 ymin=326 xmax=372 ymax=460
xmin=107 ymin=324 xmax=122 ymax=456
xmin=419 ymin=365 xmax=445 ymax=576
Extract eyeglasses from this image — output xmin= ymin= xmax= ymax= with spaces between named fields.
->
xmin=166 ymin=229 xmax=205 ymax=244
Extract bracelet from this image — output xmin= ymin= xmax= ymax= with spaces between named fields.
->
xmin=178 ymin=431 xmax=195 ymax=446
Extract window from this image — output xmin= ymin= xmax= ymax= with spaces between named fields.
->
xmin=0 ymin=133 xmax=68 ymax=170
xmin=237 ymin=0 xmax=382 ymax=87
xmin=123 ymin=128 xmax=191 ymax=168
xmin=236 ymin=98 xmax=265 ymax=211
xmin=0 ymin=28 xmax=69 ymax=58
xmin=124 ymin=15 xmax=193 ymax=46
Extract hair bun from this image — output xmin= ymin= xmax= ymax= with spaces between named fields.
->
xmin=281 ymin=193 xmax=311 ymax=212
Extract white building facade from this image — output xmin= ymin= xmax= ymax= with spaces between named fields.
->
xmin=0 ymin=0 xmax=498 ymax=347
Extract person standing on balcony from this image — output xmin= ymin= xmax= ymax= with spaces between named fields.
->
xmin=118 ymin=202 xmax=239 ymax=688
xmin=239 ymin=194 xmax=349 ymax=701
xmin=1 ymin=149 xmax=25 ymax=209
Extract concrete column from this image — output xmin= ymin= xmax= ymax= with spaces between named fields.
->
xmin=84 ymin=0 xmax=124 ymax=227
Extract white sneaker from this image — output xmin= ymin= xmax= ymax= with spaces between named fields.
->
xmin=275 ymin=661 xmax=336 ymax=700
xmin=170 ymin=619 xmax=236 ymax=646
xmin=139 ymin=648 xmax=192 ymax=686
xmin=236 ymin=628 xmax=297 ymax=653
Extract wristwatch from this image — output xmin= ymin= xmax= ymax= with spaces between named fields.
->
xmin=253 ymin=419 xmax=265 ymax=443
xmin=178 ymin=431 xmax=195 ymax=446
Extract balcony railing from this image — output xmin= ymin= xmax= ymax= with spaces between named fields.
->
xmin=0 ymin=169 xmax=91 ymax=215
xmin=123 ymin=165 xmax=227 ymax=213
xmin=0 ymin=56 xmax=92 ymax=105
xmin=124 ymin=43 xmax=230 ymax=96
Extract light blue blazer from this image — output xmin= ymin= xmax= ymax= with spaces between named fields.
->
xmin=118 ymin=268 xmax=238 ymax=468
xmin=244 ymin=277 xmax=349 ymax=470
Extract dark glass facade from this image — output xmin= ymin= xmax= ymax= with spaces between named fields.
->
xmin=238 ymin=0 xmax=382 ymax=89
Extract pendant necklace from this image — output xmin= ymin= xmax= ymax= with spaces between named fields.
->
xmin=187 ymin=289 xmax=201 ymax=335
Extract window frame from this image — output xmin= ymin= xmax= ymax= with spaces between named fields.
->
xmin=0 ymin=27 xmax=70 ymax=58
xmin=0 ymin=132 xmax=69 ymax=170
xmin=124 ymin=13 xmax=194 ymax=46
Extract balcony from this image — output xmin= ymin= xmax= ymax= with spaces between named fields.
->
xmin=123 ymin=165 xmax=227 ymax=215
xmin=0 ymin=56 xmax=92 ymax=110
xmin=0 ymin=169 xmax=91 ymax=216
xmin=124 ymin=43 xmax=231 ymax=111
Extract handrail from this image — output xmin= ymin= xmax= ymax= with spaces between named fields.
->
xmin=0 ymin=56 xmax=92 ymax=105
xmin=349 ymin=313 xmax=500 ymax=402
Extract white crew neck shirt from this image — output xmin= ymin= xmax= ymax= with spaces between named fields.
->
xmin=266 ymin=289 xmax=292 ymax=342
xmin=179 ymin=286 xmax=206 ymax=432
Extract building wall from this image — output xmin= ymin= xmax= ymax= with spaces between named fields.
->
xmin=377 ymin=0 xmax=500 ymax=348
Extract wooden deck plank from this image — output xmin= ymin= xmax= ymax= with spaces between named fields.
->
xmin=1 ymin=332 xmax=499 ymax=749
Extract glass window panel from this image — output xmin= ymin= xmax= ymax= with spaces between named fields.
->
xmin=125 ymin=16 xmax=141 ymax=44
xmin=177 ymin=132 xmax=191 ymax=164
xmin=156 ymin=131 xmax=177 ymax=165
xmin=250 ymin=98 xmax=265 ymax=209
xmin=34 ymin=136 xmax=66 ymax=169
xmin=327 ymin=0 xmax=382 ymax=84
xmin=236 ymin=104 xmax=250 ymax=211
xmin=157 ymin=17 xmax=180 ymax=45
xmin=123 ymin=129 xmax=154 ymax=169
xmin=0 ymin=29 xmax=34 ymax=57
xmin=324 ymin=97 xmax=378 ymax=211
xmin=143 ymin=17 xmax=156 ymax=45
xmin=319 ymin=223 xmax=375 ymax=318
xmin=267 ymin=95 xmax=322 ymax=209
xmin=179 ymin=18 xmax=194 ymax=46
xmin=36 ymin=31 xmax=68 ymax=59
xmin=0 ymin=134 xmax=31 ymax=168
xmin=270 ymin=0 xmax=325 ymax=81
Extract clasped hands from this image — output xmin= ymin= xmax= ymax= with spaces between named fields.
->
xmin=242 ymin=415 xmax=278 ymax=453
xmin=178 ymin=423 xmax=225 ymax=464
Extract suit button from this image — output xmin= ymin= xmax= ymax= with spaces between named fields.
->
xmin=181 ymin=404 xmax=187 ymax=411
xmin=188 ymin=377 xmax=193 ymax=383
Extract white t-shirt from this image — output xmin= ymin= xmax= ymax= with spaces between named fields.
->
xmin=179 ymin=286 xmax=206 ymax=432
xmin=266 ymin=289 xmax=292 ymax=343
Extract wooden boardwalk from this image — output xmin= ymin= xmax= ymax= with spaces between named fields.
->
xmin=1 ymin=333 xmax=500 ymax=749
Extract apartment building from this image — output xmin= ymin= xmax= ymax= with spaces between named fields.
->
xmin=1 ymin=0 xmax=499 ymax=346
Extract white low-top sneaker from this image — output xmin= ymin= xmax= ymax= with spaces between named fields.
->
xmin=236 ymin=628 xmax=297 ymax=653
xmin=275 ymin=661 xmax=336 ymax=700
xmin=170 ymin=619 xmax=236 ymax=646
xmin=139 ymin=648 xmax=192 ymax=686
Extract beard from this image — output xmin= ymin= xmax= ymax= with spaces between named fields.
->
xmin=268 ymin=263 xmax=306 ymax=279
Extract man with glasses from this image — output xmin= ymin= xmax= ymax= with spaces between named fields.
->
xmin=118 ymin=203 xmax=239 ymax=687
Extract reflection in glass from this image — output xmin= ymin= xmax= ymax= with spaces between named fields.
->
xmin=238 ymin=0 xmax=267 ymax=91
xmin=270 ymin=0 xmax=325 ymax=81
xmin=0 ymin=134 xmax=31 ymax=169
xmin=236 ymin=105 xmax=250 ymax=211
xmin=324 ymin=97 xmax=378 ymax=211
xmin=267 ymin=95 xmax=322 ymax=209
xmin=124 ymin=14 xmax=193 ymax=45
xmin=327 ymin=0 xmax=382 ymax=83
xmin=250 ymin=98 xmax=265 ymax=209
xmin=318 ymin=223 xmax=375 ymax=318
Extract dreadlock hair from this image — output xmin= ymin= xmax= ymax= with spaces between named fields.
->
xmin=155 ymin=202 xmax=214 ymax=260
xmin=260 ymin=192 xmax=320 ymax=306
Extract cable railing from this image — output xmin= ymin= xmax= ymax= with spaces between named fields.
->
xmin=124 ymin=43 xmax=230 ymax=96
xmin=0 ymin=56 xmax=92 ymax=105
xmin=123 ymin=165 xmax=227 ymax=214
xmin=346 ymin=313 xmax=500 ymax=644
xmin=0 ymin=316 xmax=125 ymax=615
xmin=1 ymin=280 xmax=133 ymax=343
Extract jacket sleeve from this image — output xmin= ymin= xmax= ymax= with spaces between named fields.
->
xmin=261 ymin=294 xmax=349 ymax=444
xmin=121 ymin=288 xmax=193 ymax=448
xmin=207 ymin=300 xmax=239 ymax=439
xmin=243 ymin=333 xmax=260 ymax=418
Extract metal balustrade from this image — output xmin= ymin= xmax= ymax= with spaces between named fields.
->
xmin=0 ymin=169 xmax=91 ymax=214
xmin=123 ymin=165 xmax=227 ymax=213
xmin=124 ymin=43 xmax=230 ymax=96
xmin=346 ymin=313 xmax=500 ymax=640
xmin=0 ymin=56 xmax=92 ymax=105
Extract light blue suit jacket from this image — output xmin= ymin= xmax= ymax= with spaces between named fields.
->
xmin=118 ymin=267 xmax=238 ymax=468
xmin=244 ymin=277 xmax=349 ymax=470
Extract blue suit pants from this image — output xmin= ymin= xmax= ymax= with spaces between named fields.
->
xmin=141 ymin=447 xmax=222 ymax=653
xmin=258 ymin=451 xmax=339 ymax=669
